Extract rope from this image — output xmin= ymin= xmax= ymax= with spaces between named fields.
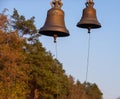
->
xmin=55 ymin=42 xmax=58 ymax=59
xmin=54 ymin=41 xmax=59 ymax=99
xmin=85 ymin=33 xmax=91 ymax=87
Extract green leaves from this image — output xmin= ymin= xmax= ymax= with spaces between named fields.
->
xmin=11 ymin=8 xmax=37 ymax=37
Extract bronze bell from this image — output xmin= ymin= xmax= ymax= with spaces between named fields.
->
xmin=39 ymin=0 xmax=69 ymax=43
xmin=77 ymin=1 xmax=101 ymax=33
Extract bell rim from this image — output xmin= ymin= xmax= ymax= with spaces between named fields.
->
xmin=39 ymin=29 xmax=69 ymax=37
xmin=77 ymin=19 xmax=101 ymax=29
xmin=39 ymin=31 xmax=70 ymax=37
xmin=77 ymin=23 xmax=101 ymax=29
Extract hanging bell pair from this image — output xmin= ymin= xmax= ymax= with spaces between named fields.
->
xmin=39 ymin=0 xmax=101 ymax=42
xmin=39 ymin=0 xmax=69 ymax=43
xmin=77 ymin=0 xmax=101 ymax=33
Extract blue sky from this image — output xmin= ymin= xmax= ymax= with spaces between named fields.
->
xmin=0 ymin=0 xmax=120 ymax=99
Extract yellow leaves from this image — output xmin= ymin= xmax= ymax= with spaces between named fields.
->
xmin=0 ymin=14 xmax=8 ymax=30
xmin=0 ymin=80 xmax=29 ymax=99
xmin=0 ymin=28 xmax=29 ymax=98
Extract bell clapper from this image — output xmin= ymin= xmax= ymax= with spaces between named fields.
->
xmin=53 ymin=34 xmax=58 ymax=43
xmin=88 ymin=27 xmax=91 ymax=33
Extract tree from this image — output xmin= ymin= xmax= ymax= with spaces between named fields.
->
xmin=83 ymin=82 xmax=103 ymax=99
xmin=11 ymin=8 xmax=39 ymax=42
xmin=24 ymin=41 xmax=69 ymax=99
xmin=0 ymin=13 xmax=30 ymax=99
xmin=0 ymin=9 xmax=8 ymax=31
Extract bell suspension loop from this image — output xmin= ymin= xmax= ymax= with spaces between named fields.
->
xmin=87 ymin=0 xmax=93 ymax=2
xmin=85 ymin=0 xmax=94 ymax=8
xmin=50 ymin=0 xmax=63 ymax=8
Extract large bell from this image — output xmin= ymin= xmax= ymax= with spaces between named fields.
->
xmin=77 ymin=1 xmax=101 ymax=33
xmin=39 ymin=0 xmax=69 ymax=43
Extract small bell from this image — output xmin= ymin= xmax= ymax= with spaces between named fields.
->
xmin=77 ymin=0 xmax=101 ymax=33
xmin=39 ymin=0 xmax=69 ymax=43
